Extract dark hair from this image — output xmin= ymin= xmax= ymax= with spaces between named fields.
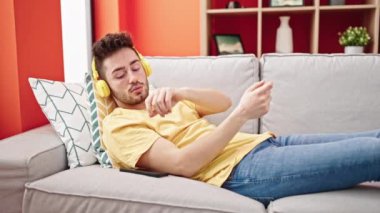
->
xmin=92 ymin=32 xmax=134 ymax=78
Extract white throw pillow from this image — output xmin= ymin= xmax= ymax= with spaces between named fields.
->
xmin=29 ymin=77 xmax=97 ymax=168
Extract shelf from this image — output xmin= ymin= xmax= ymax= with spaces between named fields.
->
xmin=207 ymin=8 xmax=259 ymax=15
xmin=318 ymin=12 xmax=366 ymax=53
xmin=319 ymin=4 xmax=377 ymax=11
xmin=206 ymin=5 xmax=375 ymax=15
xmin=261 ymin=13 xmax=313 ymax=54
xmin=262 ymin=6 xmax=315 ymax=13
xmin=201 ymin=0 xmax=380 ymax=56
xmin=210 ymin=15 xmax=258 ymax=56
xmin=207 ymin=6 xmax=316 ymax=15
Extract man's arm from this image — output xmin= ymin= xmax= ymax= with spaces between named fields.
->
xmin=138 ymin=81 xmax=273 ymax=177
xmin=145 ymin=87 xmax=232 ymax=117
xmin=175 ymin=88 xmax=232 ymax=117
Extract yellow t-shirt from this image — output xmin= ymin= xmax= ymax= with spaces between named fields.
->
xmin=102 ymin=101 xmax=274 ymax=187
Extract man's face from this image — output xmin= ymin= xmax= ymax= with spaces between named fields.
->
xmin=102 ymin=48 xmax=149 ymax=106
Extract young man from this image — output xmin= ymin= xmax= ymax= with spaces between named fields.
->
xmin=92 ymin=32 xmax=380 ymax=205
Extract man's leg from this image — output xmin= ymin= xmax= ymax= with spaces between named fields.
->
xmin=275 ymin=129 xmax=380 ymax=146
xmin=222 ymin=137 xmax=380 ymax=206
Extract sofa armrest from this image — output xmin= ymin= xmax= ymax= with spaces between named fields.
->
xmin=0 ymin=125 xmax=67 ymax=213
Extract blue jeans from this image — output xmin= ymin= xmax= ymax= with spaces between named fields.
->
xmin=222 ymin=129 xmax=380 ymax=206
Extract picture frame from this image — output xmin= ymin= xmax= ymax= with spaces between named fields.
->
xmin=270 ymin=0 xmax=304 ymax=7
xmin=214 ymin=34 xmax=244 ymax=55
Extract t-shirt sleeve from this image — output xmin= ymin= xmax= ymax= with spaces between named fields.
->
xmin=102 ymin=117 xmax=161 ymax=169
xmin=181 ymin=100 xmax=197 ymax=111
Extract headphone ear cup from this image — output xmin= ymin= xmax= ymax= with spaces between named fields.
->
xmin=141 ymin=58 xmax=152 ymax=77
xmin=95 ymin=80 xmax=111 ymax=98
xmin=136 ymin=52 xmax=152 ymax=77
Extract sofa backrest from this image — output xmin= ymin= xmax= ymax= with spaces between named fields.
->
xmin=260 ymin=54 xmax=380 ymax=135
xmin=147 ymin=55 xmax=260 ymax=134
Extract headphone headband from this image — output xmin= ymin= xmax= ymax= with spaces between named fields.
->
xmin=91 ymin=58 xmax=99 ymax=80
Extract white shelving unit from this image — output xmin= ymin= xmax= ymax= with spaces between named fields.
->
xmin=200 ymin=0 xmax=380 ymax=56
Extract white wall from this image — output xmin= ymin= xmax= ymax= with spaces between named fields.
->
xmin=60 ymin=0 xmax=92 ymax=83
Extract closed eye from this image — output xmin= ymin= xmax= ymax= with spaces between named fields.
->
xmin=113 ymin=70 xmax=125 ymax=79
xmin=131 ymin=61 xmax=142 ymax=72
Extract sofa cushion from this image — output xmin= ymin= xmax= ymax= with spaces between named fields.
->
xmin=29 ymin=78 xmax=96 ymax=168
xmin=260 ymin=54 xmax=380 ymax=135
xmin=147 ymin=54 xmax=260 ymax=134
xmin=0 ymin=125 xmax=66 ymax=213
xmin=268 ymin=182 xmax=380 ymax=213
xmin=23 ymin=165 xmax=266 ymax=213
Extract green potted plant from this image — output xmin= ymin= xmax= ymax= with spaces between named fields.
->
xmin=338 ymin=26 xmax=371 ymax=54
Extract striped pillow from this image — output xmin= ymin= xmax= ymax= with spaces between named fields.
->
xmin=85 ymin=73 xmax=116 ymax=168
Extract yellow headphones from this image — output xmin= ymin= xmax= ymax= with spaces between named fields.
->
xmin=91 ymin=48 xmax=152 ymax=98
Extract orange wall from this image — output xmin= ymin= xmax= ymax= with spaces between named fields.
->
xmin=122 ymin=0 xmax=200 ymax=56
xmin=14 ymin=0 xmax=64 ymax=131
xmin=0 ymin=0 xmax=22 ymax=139
xmin=0 ymin=0 xmax=64 ymax=139
xmin=93 ymin=0 xmax=120 ymax=41
xmin=1 ymin=0 xmax=200 ymax=139
xmin=93 ymin=0 xmax=201 ymax=56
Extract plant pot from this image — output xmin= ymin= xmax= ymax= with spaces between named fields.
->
xmin=344 ymin=46 xmax=364 ymax=54
xmin=330 ymin=0 xmax=345 ymax=5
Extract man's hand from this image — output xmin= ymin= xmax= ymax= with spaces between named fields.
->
xmin=235 ymin=80 xmax=273 ymax=120
xmin=145 ymin=87 xmax=181 ymax=117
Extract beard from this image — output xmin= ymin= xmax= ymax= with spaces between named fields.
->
xmin=112 ymin=82 xmax=149 ymax=106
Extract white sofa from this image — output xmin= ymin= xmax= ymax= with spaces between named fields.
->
xmin=1 ymin=54 xmax=380 ymax=213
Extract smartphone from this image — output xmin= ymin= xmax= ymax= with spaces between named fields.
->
xmin=120 ymin=168 xmax=169 ymax=178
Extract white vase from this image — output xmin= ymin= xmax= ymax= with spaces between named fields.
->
xmin=344 ymin=46 xmax=364 ymax=54
xmin=276 ymin=16 xmax=293 ymax=53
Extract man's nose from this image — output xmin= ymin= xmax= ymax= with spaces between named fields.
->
xmin=128 ymin=71 xmax=138 ymax=83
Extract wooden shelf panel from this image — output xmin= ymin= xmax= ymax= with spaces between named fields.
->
xmin=207 ymin=6 xmax=316 ymax=15
xmin=262 ymin=6 xmax=315 ymax=13
xmin=207 ymin=5 xmax=375 ymax=15
xmin=319 ymin=4 xmax=377 ymax=11
xmin=207 ymin=8 xmax=258 ymax=15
